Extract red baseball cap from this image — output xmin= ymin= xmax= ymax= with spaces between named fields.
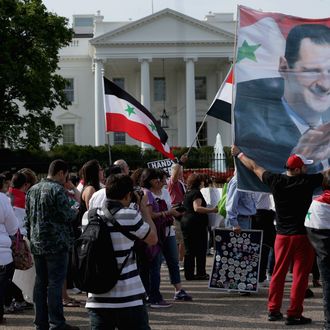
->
xmin=286 ymin=154 xmax=313 ymax=169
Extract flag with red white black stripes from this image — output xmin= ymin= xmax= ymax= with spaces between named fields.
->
xmin=103 ymin=77 xmax=174 ymax=159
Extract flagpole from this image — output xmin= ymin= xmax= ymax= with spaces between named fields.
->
xmin=107 ymin=133 xmax=112 ymax=166
xmin=186 ymin=113 xmax=208 ymax=157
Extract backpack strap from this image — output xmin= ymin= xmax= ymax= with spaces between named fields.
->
xmin=101 ymin=206 xmax=139 ymax=242
xmin=100 ymin=206 xmax=139 ymax=276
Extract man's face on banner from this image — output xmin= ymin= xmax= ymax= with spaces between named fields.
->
xmin=283 ymin=38 xmax=330 ymax=115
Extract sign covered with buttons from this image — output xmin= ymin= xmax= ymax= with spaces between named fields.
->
xmin=209 ymin=229 xmax=263 ymax=292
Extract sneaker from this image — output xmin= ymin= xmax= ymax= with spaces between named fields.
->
xmin=174 ymin=289 xmax=193 ymax=301
xmin=67 ymin=288 xmax=82 ymax=295
xmin=285 ymin=315 xmax=312 ymax=325
xmin=4 ymin=302 xmax=24 ymax=314
xmin=14 ymin=301 xmax=34 ymax=310
xmin=305 ymin=288 xmax=314 ymax=298
xmin=268 ymin=311 xmax=283 ymax=321
xmin=150 ymin=300 xmax=172 ymax=308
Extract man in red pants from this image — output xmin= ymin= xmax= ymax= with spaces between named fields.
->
xmin=232 ymin=146 xmax=324 ymax=326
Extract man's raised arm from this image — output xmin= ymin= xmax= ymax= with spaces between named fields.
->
xmin=231 ymin=145 xmax=266 ymax=182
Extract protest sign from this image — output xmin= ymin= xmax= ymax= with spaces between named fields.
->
xmin=147 ymin=158 xmax=176 ymax=175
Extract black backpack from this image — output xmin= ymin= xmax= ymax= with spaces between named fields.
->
xmin=72 ymin=206 xmax=137 ymax=294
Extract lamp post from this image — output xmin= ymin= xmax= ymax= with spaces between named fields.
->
xmin=160 ymin=108 xmax=169 ymax=128
xmin=159 ymin=58 xmax=169 ymax=128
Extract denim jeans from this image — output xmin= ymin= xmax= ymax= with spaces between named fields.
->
xmin=0 ymin=262 xmax=15 ymax=320
xmin=33 ymin=252 xmax=68 ymax=330
xmin=307 ymin=228 xmax=330 ymax=329
xmin=88 ymin=305 xmax=150 ymax=330
xmin=149 ymin=234 xmax=181 ymax=303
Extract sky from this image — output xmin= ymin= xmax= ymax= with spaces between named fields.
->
xmin=42 ymin=0 xmax=330 ymax=23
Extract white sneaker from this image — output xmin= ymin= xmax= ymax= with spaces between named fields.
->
xmin=67 ymin=288 xmax=82 ymax=295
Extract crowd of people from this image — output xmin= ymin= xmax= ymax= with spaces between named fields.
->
xmin=0 ymin=150 xmax=329 ymax=329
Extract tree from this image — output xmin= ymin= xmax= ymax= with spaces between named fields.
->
xmin=0 ymin=0 xmax=73 ymax=149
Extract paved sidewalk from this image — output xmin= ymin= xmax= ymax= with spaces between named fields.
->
xmin=1 ymin=256 xmax=324 ymax=329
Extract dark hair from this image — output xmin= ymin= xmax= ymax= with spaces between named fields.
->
xmin=81 ymin=160 xmax=101 ymax=191
xmin=18 ymin=168 xmax=37 ymax=187
xmin=140 ymin=168 xmax=159 ymax=189
xmin=106 ymin=174 xmax=133 ymax=200
xmin=11 ymin=172 xmax=27 ymax=189
xmin=69 ymin=173 xmax=80 ymax=186
xmin=0 ymin=171 xmax=12 ymax=182
xmin=323 ymin=170 xmax=330 ymax=190
xmin=285 ymin=24 xmax=330 ymax=68
xmin=186 ymin=173 xmax=203 ymax=190
xmin=0 ymin=175 xmax=6 ymax=190
xmin=156 ymin=169 xmax=169 ymax=180
xmin=130 ymin=168 xmax=144 ymax=186
xmin=106 ymin=165 xmax=122 ymax=178
xmin=48 ymin=159 xmax=69 ymax=177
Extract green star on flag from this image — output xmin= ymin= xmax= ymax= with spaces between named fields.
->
xmin=306 ymin=211 xmax=311 ymax=221
xmin=149 ymin=122 xmax=156 ymax=131
xmin=125 ymin=104 xmax=136 ymax=116
xmin=237 ymin=40 xmax=261 ymax=63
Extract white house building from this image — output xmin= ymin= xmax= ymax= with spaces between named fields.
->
xmin=54 ymin=8 xmax=235 ymax=149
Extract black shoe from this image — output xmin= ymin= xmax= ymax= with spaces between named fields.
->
xmin=285 ymin=315 xmax=312 ymax=326
xmin=305 ymin=288 xmax=314 ymax=298
xmin=268 ymin=311 xmax=283 ymax=321
xmin=62 ymin=324 xmax=80 ymax=330
xmin=194 ymin=274 xmax=210 ymax=280
xmin=239 ymin=291 xmax=251 ymax=296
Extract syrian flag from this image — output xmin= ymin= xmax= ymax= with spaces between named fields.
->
xmin=206 ymin=66 xmax=233 ymax=124
xmin=103 ymin=77 xmax=174 ymax=159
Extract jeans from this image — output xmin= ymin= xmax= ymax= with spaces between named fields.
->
xmin=149 ymin=234 xmax=181 ymax=303
xmin=0 ymin=262 xmax=15 ymax=320
xmin=252 ymin=210 xmax=276 ymax=282
xmin=33 ymin=252 xmax=68 ymax=330
xmin=88 ymin=305 xmax=150 ymax=330
xmin=307 ymin=228 xmax=330 ymax=329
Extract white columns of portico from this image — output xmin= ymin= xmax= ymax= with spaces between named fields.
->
xmin=94 ymin=58 xmax=106 ymax=146
xmin=185 ymin=57 xmax=197 ymax=147
xmin=139 ymin=58 xmax=152 ymax=150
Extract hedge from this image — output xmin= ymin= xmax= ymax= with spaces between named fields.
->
xmin=0 ymin=144 xmax=233 ymax=174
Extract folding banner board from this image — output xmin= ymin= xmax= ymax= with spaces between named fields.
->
xmin=209 ymin=228 xmax=263 ymax=292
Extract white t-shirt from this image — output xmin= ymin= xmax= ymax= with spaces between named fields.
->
xmin=0 ymin=193 xmax=19 ymax=265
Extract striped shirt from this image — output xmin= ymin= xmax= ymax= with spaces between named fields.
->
xmin=85 ymin=207 xmax=150 ymax=309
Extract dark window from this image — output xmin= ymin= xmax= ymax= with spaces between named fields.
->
xmin=154 ymin=77 xmax=166 ymax=101
xmin=62 ymin=124 xmax=75 ymax=145
xmin=114 ymin=132 xmax=126 ymax=145
xmin=113 ymin=78 xmax=125 ymax=90
xmin=195 ymin=77 xmax=207 ymax=100
xmin=64 ymin=78 xmax=74 ymax=103
xmin=196 ymin=121 xmax=207 ymax=147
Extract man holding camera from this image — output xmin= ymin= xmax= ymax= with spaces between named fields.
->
xmin=86 ymin=174 xmax=157 ymax=330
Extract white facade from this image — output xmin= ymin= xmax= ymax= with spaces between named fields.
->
xmin=53 ymin=9 xmax=235 ymax=148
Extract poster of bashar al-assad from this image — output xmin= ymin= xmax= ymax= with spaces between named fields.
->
xmin=234 ymin=6 xmax=330 ymax=192
xmin=209 ymin=229 xmax=263 ymax=292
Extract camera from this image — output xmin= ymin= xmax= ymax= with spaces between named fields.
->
xmin=131 ymin=186 xmax=144 ymax=204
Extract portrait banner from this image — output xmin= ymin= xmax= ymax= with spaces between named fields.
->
xmin=209 ymin=228 xmax=263 ymax=292
xmin=234 ymin=6 xmax=330 ymax=192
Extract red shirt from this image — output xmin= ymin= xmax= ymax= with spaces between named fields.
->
xmin=167 ymin=178 xmax=185 ymax=205
xmin=8 ymin=187 xmax=26 ymax=208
